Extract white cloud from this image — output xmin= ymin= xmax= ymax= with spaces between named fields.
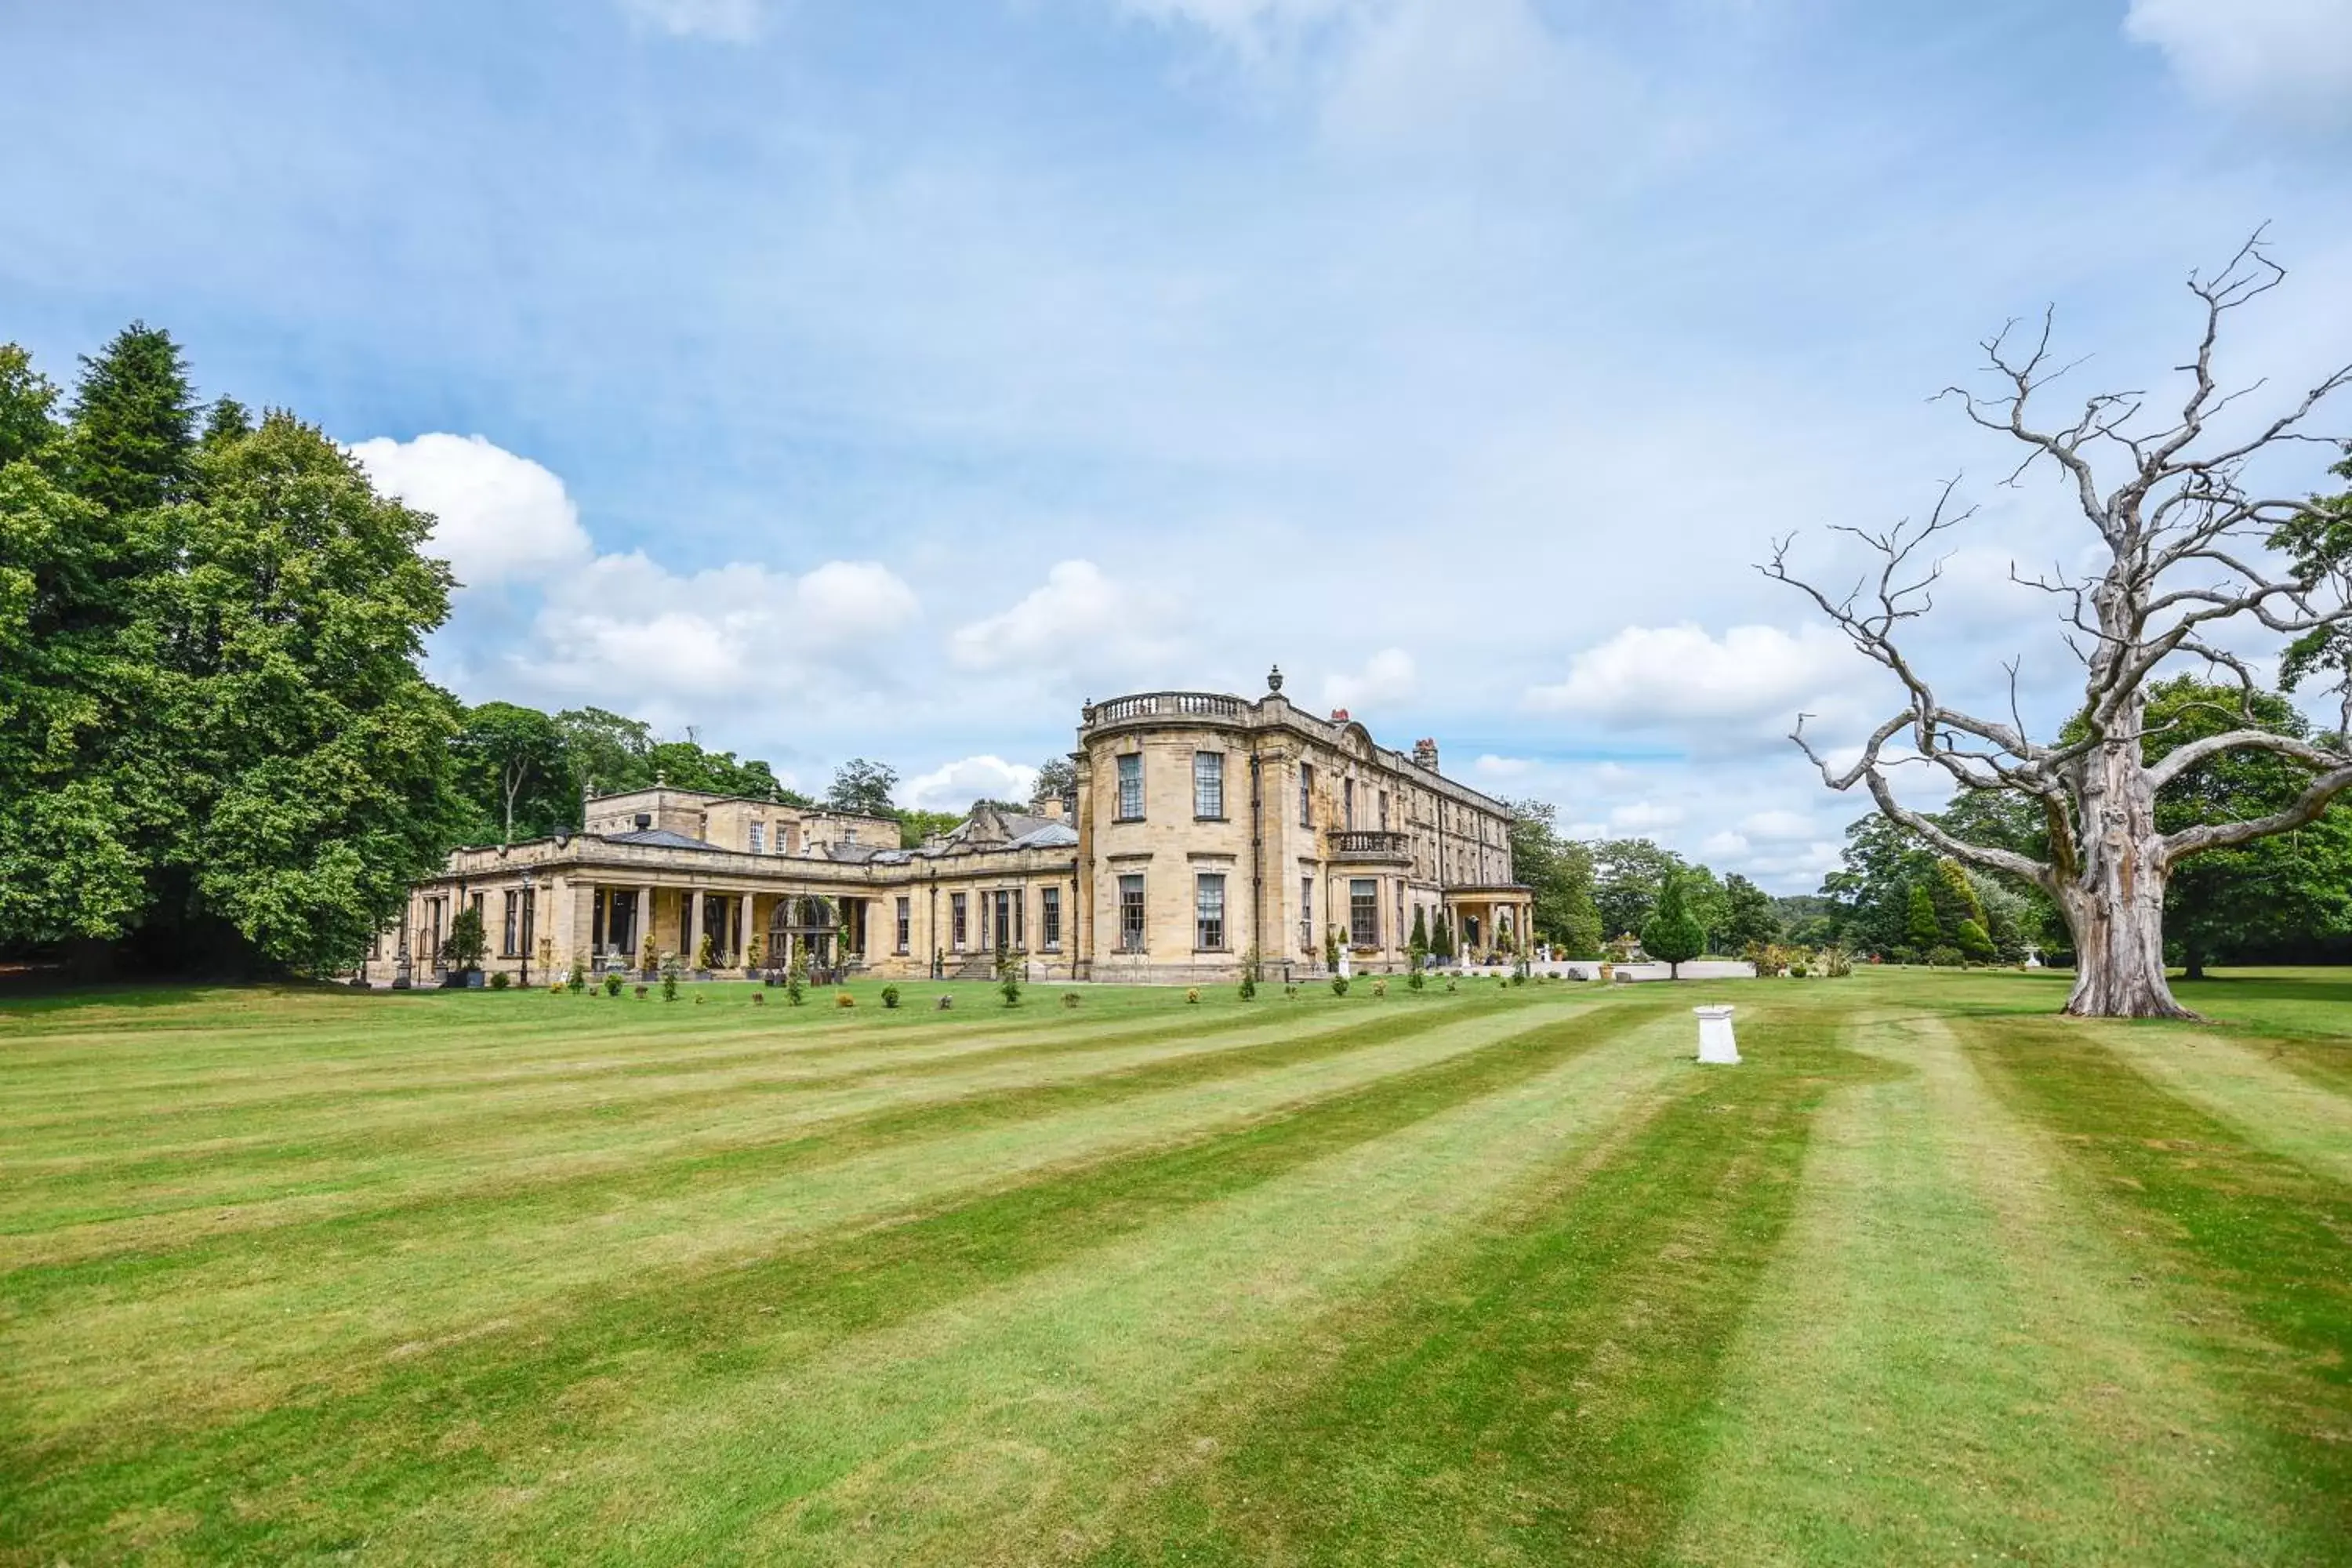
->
xmin=619 ymin=0 xmax=766 ymax=43
xmin=525 ymin=554 xmax=918 ymax=702
xmin=1323 ymin=647 xmax=1416 ymax=713
xmin=1738 ymin=808 xmax=1816 ymax=843
xmin=1526 ymin=623 xmax=1867 ymax=731
xmin=2125 ymin=0 xmax=2352 ymax=127
xmin=948 ymin=560 xmax=1182 ymax=674
xmin=1112 ymin=0 xmax=1356 ymax=59
xmin=904 ymin=755 xmax=1041 ymax=811
xmin=1610 ymin=800 xmax=1684 ymax=832
xmin=1472 ymin=753 xmax=1534 ymax=779
xmin=350 ymin=433 xmax=592 ymax=589
xmin=1702 ymin=830 xmax=1748 ymax=857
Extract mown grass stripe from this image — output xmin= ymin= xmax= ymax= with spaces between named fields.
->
xmin=0 ymin=998 xmax=1417 ymax=1239
xmin=1073 ymin=999 xmax=1863 ymax=1566
xmin=1966 ymin=1018 xmax=2352 ymax=1551
xmin=0 ymin=996 xmax=1559 ymax=1284
xmin=0 ymin=997 xmax=1657 ymax=1562
xmin=1672 ymin=1008 xmax=2312 ymax=1565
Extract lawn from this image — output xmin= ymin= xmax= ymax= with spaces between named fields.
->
xmin=1 ymin=968 xmax=2345 ymax=1564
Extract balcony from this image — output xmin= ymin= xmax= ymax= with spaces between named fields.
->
xmin=1329 ymin=829 xmax=1411 ymax=862
xmin=1086 ymin=691 xmax=1246 ymax=726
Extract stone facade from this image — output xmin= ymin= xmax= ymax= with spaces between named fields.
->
xmin=373 ymin=672 xmax=1529 ymax=988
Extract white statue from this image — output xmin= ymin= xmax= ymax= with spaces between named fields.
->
xmin=1338 ymin=948 xmax=1352 ymax=981
xmin=1694 ymin=1005 xmax=1740 ymax=1065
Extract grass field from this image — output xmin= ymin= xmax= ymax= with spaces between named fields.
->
xmin=2 ymin=968 xmax=2346 ymax=1565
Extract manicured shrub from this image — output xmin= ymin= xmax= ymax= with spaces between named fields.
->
xmin=880 ymin=985 xmax=902 ymax=1010
xmin=604 ymin=971 xmax=622 ymax=996
xmin=1061 ymin=991 xmax=1080 ymax=1009
xmin=786 ymin=971 xmax=805 ymax=1006
xmin=1372 ymin=978 xmax=1388 ymax=998
xmin=1407 ymin=969 xmax=1425 ymax=991
xmin=1330 ymin=975 xmax=1350 ymax=996
xmin=1239 ymin=974 xmax=1257 ymax=1001
xmin=1790 ymin=961 xmax=1809 ymax=978
xmin=633 ymin=983 xmax=648 ymax=1000
xmin=1000 ymin=967 xmax=1022 ymax=1009
xmin=488 ymin=971 xmax=510 ymax=990
xmin=660 ymin=961 xmax=680 ymax=1002
xmin=693 ymin=993 xmax=704 ymax=1004
xmin=567 ymin=953 xmax=587 ymax=993
xmin=1185 ymin=988 xmax=1200 ymax=1004
xmin=835 ymin=991 xmax=855 ymax=1008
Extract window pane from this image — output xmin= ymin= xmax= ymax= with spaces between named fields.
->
xmin=1193 ymin=753 xmax=1223 ymax=818
xmin=1300 ymin=875 xmax=1313 ymax=950
xmin=1042 ymin=887 xmax=1061 ymax=949
xmin=895 ymin=897 xmax=910 ymax=952
xmin=1299 ymin=763 xmax=1312 ymax=826
xmin=1196 ymin=873 xmax=1225 ymax=950
xmin=1350 ymin=877 xmax=1378 ymax=948
xmin=1117 ymin=753 xmax=1143 ymax=818
xmin=1119 ymin=874 xmax=1145 ymax=951
xmin=952 ymin=893 xmax=967 ymax=948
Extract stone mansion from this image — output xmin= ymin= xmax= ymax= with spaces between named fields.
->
xmin=379 ymin=670 xmax=1531 ymax=987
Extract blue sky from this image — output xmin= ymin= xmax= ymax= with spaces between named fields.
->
xmin=6 ymin=0 xmax=2350 ymax=887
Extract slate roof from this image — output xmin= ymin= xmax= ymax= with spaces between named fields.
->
xmin=602 ymin=828 xmax=722 ymax=851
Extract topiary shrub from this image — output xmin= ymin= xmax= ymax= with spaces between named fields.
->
xmin=835 ymin=991 xmax=856 ymax=1008
xmin=1330 ymin=975 xmax=1350 ymax=996
xmin=1185 ymin=987 xmax=1200 ymax=1004
xmin=604 ymin=971 xmax=623 ymax=996
xmin=880 ymin=985 xmax=902 ymax=1010
xmin=1372 ymin=978 xmax=1388 ymax=998
xmin=1407 ymin=969 xmax=1425 ymax=991
xmin=661 ymin=960 xmax=680 ymax=1001
xmin=489 ymin=971 xmax=510 ymax=990
xmin=634 ymin=983 xmax=648 ymax=1000
xmin=1061 ymin=991 xmax=1080 ymax=1009
xmin=1790 ymin=961 xmax=1809 ymax=978
xmin=786 ymin=969 xmax=805 ymax=1006
xmin=568 ymin=953 xmax=588 ymax=993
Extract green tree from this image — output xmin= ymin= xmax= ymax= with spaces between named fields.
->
xmin=558 ymin=706 xmax=655 ymax=797
xmin=1408 ymin=905 xmax=1428 ymax=971
xmin=1954 ymin=916 xmax=1997 ymax=964
xmin=0 ymin=343 xmax=61 ymax=468
xmin=452 ymin=702 xmax=570 ymax=844
xmin=1031 ymin=756 xmax=1076 ymax=808
xmin=1591 ymin=837 xmax=1683 ymax=943
xmin=1639 ymin=871 xmax=1706 ymax=978
xmin=1506 ymin=800 xmax=1603 ymax=956
xmin=2141 ymin=677 xmax=2352 ymax=978
xmin=1904 ymin=883 xmax=1942 ymax=951
xmin=1719 ymin=873 xmax=1782 ymax=952
xmin=2270 ymin=448 xmax=2352 ymax=710
xmin=440 ymin=904 xmax=488 ymax=971
xmin=827 ymin=757 xmax=898 ymax=816
xmin=1432 ymin=909 xmax=1454 ymax=963
xmin=1929 ymin=858 xmax=1986 ymax=942
xmin=65 ymin=322 xmax=196 ymax=517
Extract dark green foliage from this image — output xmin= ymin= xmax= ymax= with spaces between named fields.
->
xmin=603 ymin=971 xmax=622 ymax=996
xmin=64 ymin=322 xmax=195 ymax=517
xmin=488 ymin=970 xmax=510 ymax=990
xmin=1904 ymin=883 xmax=1942 ymax=951
xmin=661 ymin=959 xmax=680 ymax=1001
xmin=0 ymin=343 xmax=61 ymax=467
xmin=441 ymin=906 xmax=487 ymax=970
xmin=827 ymin=757 xmax=898 ymax=817
xmin=2140 ymin=677 xmax=2352 ymax=976
xmin=1719 ymin=873 xmax=1782 ymax=953
xmin=880 ymin=984 xmax=901 ymax=1009
xmin=2268 ymin=448 xmax=2352 ymax=706
xmin=1330 ymin=975 xmax=1350 ymax=996
xmin=1954 ymin=918 xmax=1996 ymax=964
xmin=1926 ymin=945 xmax=1963 ymax=967
xmin=1592 ymin=837 xmax=1684 ymax=942
xmin=1031 ymin=756 xmax=1076 ymax=807
xmin=1507 ymin=800 xmax=1604 ymax=956
xmin=1640 ymin=872 xmax=1706 ymax=977
xmin=1431 ymin=911 xmax=1454 ymax=963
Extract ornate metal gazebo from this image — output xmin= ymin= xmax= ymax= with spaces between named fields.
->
xmin=765 ymin=895 xmax=848 ymax=985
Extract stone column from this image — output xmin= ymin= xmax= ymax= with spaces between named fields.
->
xmin=639 ymin=884 xmax=655 ymax=969
xmin=684 ymin=889 xmax=701 ymax=968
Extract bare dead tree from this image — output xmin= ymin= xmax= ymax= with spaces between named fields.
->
xmin=1765 ymin=234 xmax=2352 ymax=1018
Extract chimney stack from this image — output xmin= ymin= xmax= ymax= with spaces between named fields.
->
xmin=1412 ymin=738 xmax=1439 ymax=771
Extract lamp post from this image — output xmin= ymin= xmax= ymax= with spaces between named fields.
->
xmin=519 ymin=870 xmax=536 ymax=987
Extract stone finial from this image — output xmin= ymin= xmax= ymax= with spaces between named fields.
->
xmin=1267 ymin=664 xmax=1284 ymax=694
xmin=1080 ymin=697 xmax=1095 ymax=725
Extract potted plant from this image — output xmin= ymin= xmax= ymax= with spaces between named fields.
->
xmin=441 ymin=906 xmax=488 ymax=988
xmin=693 ymin=932 xmax=716 ymax=982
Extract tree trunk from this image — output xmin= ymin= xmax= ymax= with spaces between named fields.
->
xmin=2060 ymin=734 xmax=2194 ymax=1019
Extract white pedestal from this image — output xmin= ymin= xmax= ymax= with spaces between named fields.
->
xmin=1694 ymin=1005 xmax=1740 ymax=1065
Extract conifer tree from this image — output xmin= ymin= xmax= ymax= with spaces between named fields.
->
xmin=1639 ymin=872 xmax=1706 ymax=978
